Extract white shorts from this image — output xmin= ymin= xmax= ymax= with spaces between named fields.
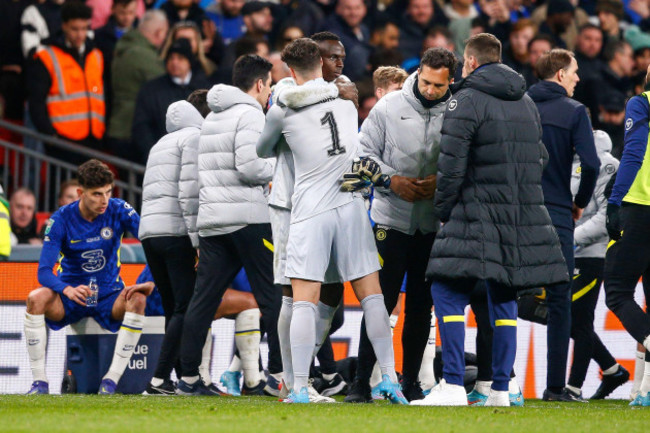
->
xmin=269 ymin=206 xmax=291 ymax=286
xmin=285 ymin=198 xmax=380 ymax=283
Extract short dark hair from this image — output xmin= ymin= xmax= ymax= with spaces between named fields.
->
xmin=281 ymin=38 xmax=322 ymax=73
xmin=232 ymin=54 xmax=272 ymax=92
xmin=61 ymin=2 xmax=92 ymax=23
xmin=77 ymin=159 xmax=114 ymax=189
xmin=465 ymin=33 xmax=501 ymax=65
xmin=113 ymin=0 xmax=137 ymax=6
xmin=234 ymin=35 xmax=269 ymax=59
xmin=528 ymin=33 xmax=555 ymax=51
xmin=420 ymin=47 xmax=458 ymax=78
xmin=536 ymin=48 xmax=574 ymax=79
xmin=187 ymin=89 xmax=210 ymax=117
xmin=578 ymin=23 xmax=601 ymax=35
xmin=603 ymin=39 xmax=630 ymax=62
xmin=310 ymin=31 xmax=341 ymax=42
xmin=426 ymin=25 xmax=452 ymax=41
xmin=59 ymin=179 xmax=80 ymax=199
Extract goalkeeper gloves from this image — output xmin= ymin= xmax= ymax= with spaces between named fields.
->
xmin=339 ymin=157 xmax=390 ymax=192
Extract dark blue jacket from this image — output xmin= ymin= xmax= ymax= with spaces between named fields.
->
xmin=527 ymin=81 xmax=600 ymax=210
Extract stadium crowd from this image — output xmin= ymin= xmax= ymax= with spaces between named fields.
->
xmin=1 ymin=0 xmax=650 ymax=409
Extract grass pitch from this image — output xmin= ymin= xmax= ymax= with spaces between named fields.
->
xmin=1 ymin=395 xmax=649 ymax=433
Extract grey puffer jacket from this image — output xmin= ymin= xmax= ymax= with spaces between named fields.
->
xmin=428 ymin=63 xmax=569 ymax=289
xmin=197 ymin=84 xmax=274 ymax=236
xmin=572 ymin=130 xmax=619 ymax=258
xmin=359 ymin=72 xmax=446 ymax=235
xmin=139 ymin=100 xmax=203 ymax=246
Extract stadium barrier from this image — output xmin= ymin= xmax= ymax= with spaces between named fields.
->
xmin=0 ymin=261 xmax=641 ymax=397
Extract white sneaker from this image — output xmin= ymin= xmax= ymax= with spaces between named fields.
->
xmin=485 ymin=389 xmax=510 ymax=407
xmin=410 ymin=379 xmax=468 ymax=406
xmin=308 ymin=380 xmax=335 ymax=403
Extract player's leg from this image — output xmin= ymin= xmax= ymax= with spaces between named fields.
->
xmin=98 ymin=278 xmax=148 ymax=393
xmin=278 ymin=285 xmax=294 ymax=396
xmin=588 ymin=333 xmax=628 ymax=399
xmin=178 ymin=234 xmax=241 ymax=395
xmin=484 ymin=281 xmax=518 ymax=407
xmin=401 ymin=231 xmax=435 ymax=400
xmin=604 ymin=205 xmax=650 ymax=346
xmin=412 ymin=278 xmax=471 ymax=406
xmin=467 ymin=281 xmax=494 ymax=404
xmin=347 ymin=228 xmax=407 ymax=403
xmin=284 ymin=278 xmax=321 ymax=402
xmin=215 ymin=286 xmax=262 ymax=392
xmin=630 ymin=269 xmax=650 ymax=405
xmin=24 ymin=287 xmax=66 ymax=394
xmin=232 ymin=223 xmax=283 ymax=394
xmin=315 ymin=302 xmax=346 ymax=397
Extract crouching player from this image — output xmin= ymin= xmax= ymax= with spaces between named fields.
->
xmin=24 ymin=159 xmax=151 ymax=395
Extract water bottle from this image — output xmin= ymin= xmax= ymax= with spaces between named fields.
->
xmin=87 ymin=277 xmax=99 ymax=308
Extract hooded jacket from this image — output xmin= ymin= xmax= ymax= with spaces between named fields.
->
xmin=198 ymin=84 xmax=274 ymax=236
xmin=572 ymin=130 xmax=619 ymax=258
xmin=139 ymin=100 xmax=204 ymax=247
xmin=527 ymin=80 xmax=600 ymax=211
xmin=428 ymin=63 xmax=569 ymax=288
xmin=359 ymin=71 xmax=447 ymax=235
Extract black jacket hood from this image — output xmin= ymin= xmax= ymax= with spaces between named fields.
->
xmin=527 ymin=80 xmax=567 ymax=103
xmin=457 ymin=62 xmax=526 ymax=101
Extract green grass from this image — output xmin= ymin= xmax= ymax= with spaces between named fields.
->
xmin=1 ymin=395 xmax=649 ymax=433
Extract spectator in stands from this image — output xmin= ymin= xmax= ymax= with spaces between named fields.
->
xmin=242 ymin=1 xmax=274 ymax=39
xmin=538 ymin=0 xmax=575 ymax=49
xmin=596 ymin=89 xmax=626 ymax=157
xmin=0 ymin=0 xmax=31 ymax=120
xmin=398 ymin=0 xmax=448 ymax=60
xmin=9 ymin=187 xmax=41 ymax=246
xmin=525 ymin=34 xmax=555 ymax=87
xmin=160 ymin=0 xmax=207 ymax=30
xmin=275 ymin=25 xmax=304 ymax=51
xmin=271 ymin=0 xmax=324 ymax=44
xmin=57 ymin=179 xmax=80 ymax=208
xmin=108 ymin=10 xmax=168 ymax=162
xmin=205 ymin=0 xmax=246 ymax=45
xmin=26 ymin=2 xmax=105 ymax=162
xmin=0 ymin=184 xmax=10 ymax=260
xmin=594 ymin=40 xmax=635 ymax=122
xmin=87 ymin=0 xmax=146 ymax=29
xmin=502 ymin=19 xmax=536 ymax=77
xmin=444 ymin=0 xmax=479 ymax=54
xmin=573 ymin=24 xmax=605 ymax=107
xmin=20 ymin=0 xmax=64 ymax=59
xmin=161 ymin=21 xmax=217 ymax=77
xmin=132 ymin=38 xmax=211 ymax=164
xmin=321 ymin=0 xmax=372 ymax=81
xmin=95 ymin=0 xmax=139 ymax=128
xmin=403 ymin=27 xmax=462 ymax=80
xmin=597 ymin=0 xmax=625 ymax=46
xmin=476 ymin=0 xmax=511 ymax=44
xmin=370 ymin=18 xmax=401 ymax=52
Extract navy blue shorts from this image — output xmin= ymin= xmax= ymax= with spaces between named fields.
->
xmin=45 ymin=289 xmax=123 ymax=332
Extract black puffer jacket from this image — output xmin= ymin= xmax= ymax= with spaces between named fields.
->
xmin=428 ymin=63 xmax=569 ymax=289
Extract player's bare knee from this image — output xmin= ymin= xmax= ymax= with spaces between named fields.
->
xmin=26 ymin=288 xmax=52 ymax=314
xmin=126 ymin=292 xmax=147 ymax=314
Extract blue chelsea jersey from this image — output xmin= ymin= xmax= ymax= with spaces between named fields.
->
xmin=38 ymin=198 xmax=140 ymax=297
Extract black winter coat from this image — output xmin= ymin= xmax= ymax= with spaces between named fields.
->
xmin=428 ymin=63 xmax=569 ymax=289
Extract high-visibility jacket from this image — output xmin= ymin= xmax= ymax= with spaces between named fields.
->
xmin=34 ymin=45 xmax=105 ymax=141
xmin=0 ymin=197 xmax=10 ymax=259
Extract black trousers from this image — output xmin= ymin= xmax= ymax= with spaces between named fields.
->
xmin=180 ymin=224 xmax=282 ymax=376
xmin=545 ymin=205 xmax=574 ymax=390
xmin=568 ymin=257 xmax=617 ymax=388
xmin=604 ymin=204 xmax=650 ymax=344
xmin=355 ymin=228 xmax=434 ymax=384
xmin=142 ymin=236 xmax=197 ymax=379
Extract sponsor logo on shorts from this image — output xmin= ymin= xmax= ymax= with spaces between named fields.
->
xmin=376 ymin=229 xmax=387 ymax=241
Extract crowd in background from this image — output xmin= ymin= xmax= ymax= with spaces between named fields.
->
xmin=1 ymin=0 xmax=650 ymax=168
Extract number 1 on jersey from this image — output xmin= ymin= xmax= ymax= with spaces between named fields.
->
xmin=321 ymin=111 xmax=346 ymax=156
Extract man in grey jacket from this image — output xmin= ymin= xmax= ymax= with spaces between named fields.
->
xmin=177 ymin=55 xmax=280 ymax=396
xmin=345 ymin=47 xmax=457 ymax=403
xmin=139 ymin=92 xmax=209 ymax=395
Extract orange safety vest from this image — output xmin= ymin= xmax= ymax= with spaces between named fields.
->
xmin=35 ymin=45 xmax=105 ymax=141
